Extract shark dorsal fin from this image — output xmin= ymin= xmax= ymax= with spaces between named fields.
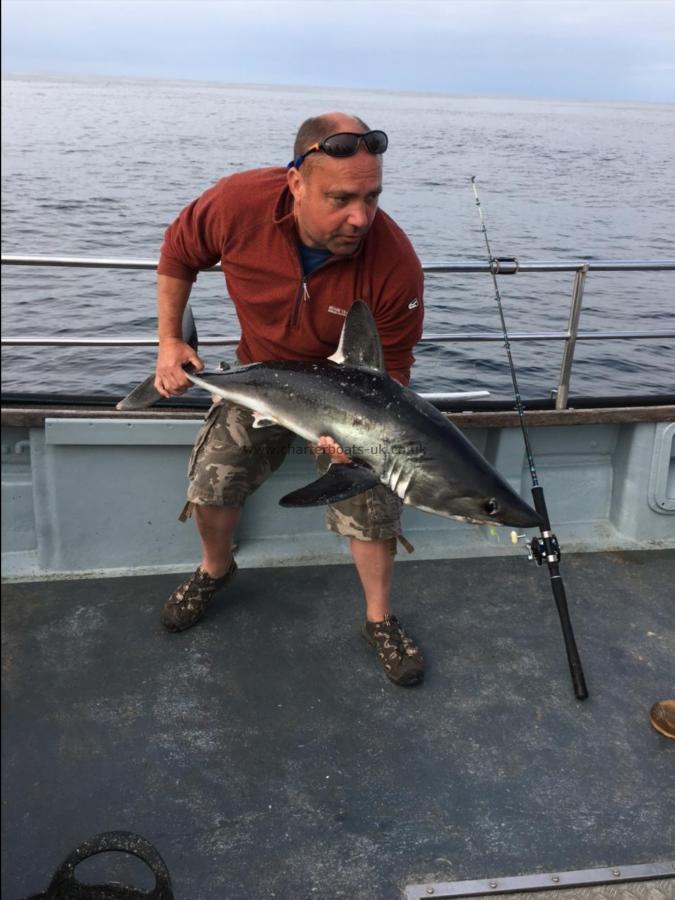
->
xmin=332 ymin=300 xmax=385 ymax=373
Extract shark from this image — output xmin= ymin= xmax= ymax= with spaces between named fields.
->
xmin=117 ymin=301 xmax=542 ymax=528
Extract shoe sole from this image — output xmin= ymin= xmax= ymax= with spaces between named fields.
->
xmin=161 ymin=614 xmax=200 ymax=634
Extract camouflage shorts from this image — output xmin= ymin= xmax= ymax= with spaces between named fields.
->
xmin=186 ymin=401 xmax=401 ymax=541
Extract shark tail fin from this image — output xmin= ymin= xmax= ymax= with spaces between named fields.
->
xmin=116 ymin=374 xmax=162 ymax=411
xmin=116 ymin=304 xmax=199 ymax=411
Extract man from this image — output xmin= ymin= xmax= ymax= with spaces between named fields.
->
xmin=154 ymin=112 xmax=425 ymax=686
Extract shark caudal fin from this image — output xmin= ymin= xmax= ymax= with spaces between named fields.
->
xmin=116 ymin=305 xmax=198 ymax=411
xmin=330 ymin=300 xmax=385 ymax=372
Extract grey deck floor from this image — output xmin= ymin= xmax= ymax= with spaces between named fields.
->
xmin=2 ymin=551 xmax=674 ymax=900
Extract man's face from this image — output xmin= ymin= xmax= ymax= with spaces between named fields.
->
xmin=288 ymin=152 xmax=383 ymax=256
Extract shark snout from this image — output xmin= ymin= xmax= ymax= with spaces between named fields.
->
xmin=484 ymin=494 xmax=543 ymax=528
xmin=443 ymin=490 xmax=542 ymax=528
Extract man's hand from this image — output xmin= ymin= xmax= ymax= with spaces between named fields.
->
xmin=315 ymin=435 xmax=351 ymax=465
xmin=154 ymin=338 xmax=204 ymax=398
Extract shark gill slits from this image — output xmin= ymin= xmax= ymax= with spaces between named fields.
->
xmin=485 ymin=498 xmax=500 ymax=517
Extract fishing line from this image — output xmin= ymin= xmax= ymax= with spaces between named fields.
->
xmin=471 ymin=177 xmax=538 ymax=485
xmin=470 ymin=176 xmax=589 ymax=701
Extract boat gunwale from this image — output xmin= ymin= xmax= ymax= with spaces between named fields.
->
xmin=3 ymin=402 xmax=674 ymax=429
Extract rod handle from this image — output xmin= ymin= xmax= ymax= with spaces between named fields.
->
xmin=531 ymin=485 xmax=589 ymax=700
xmin=550 ymin=568 xmax=589 ymax=700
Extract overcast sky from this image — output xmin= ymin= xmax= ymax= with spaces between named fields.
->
xmin=2 ymin=0 xmax=674 ymax=102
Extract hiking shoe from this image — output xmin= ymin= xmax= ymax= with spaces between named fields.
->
xmin=362 ymin=615 xmax=424 ymax=686
xmin=161 ymin=560 xmax=237 ymax=632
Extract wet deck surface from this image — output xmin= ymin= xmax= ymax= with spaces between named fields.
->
xmin=2 ymin=551 xmax=674 ymax=899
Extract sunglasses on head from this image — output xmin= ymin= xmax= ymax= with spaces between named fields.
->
xmin=288 ymin=130 xmax=388 ymax=169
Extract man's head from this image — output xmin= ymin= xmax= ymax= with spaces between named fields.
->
xmin=287 ymin=112 xmax=385 ymax=256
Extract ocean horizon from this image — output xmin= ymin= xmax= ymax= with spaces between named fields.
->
xmin=5 ymin=70 xmax=675 ymax=106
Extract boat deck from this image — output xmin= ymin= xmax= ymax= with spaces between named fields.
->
xmin=2 ymin=551 xmax=674 ymax=899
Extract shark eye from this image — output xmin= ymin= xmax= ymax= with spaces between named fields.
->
xmin=484 ymin=498 xmax=500 ymax=517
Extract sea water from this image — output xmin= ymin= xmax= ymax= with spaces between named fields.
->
xmin=2 ymin=74 xmax=674 ymax=399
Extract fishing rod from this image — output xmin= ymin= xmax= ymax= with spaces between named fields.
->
xmin=470 ymin=176 xmax=589 ymax=701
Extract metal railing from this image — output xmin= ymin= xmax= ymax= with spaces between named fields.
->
xmin=2 ymin=255 xmax=675 ymax=409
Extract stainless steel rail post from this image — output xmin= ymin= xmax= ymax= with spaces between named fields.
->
xmin=555 ymin=264 xmax=589 ymax=410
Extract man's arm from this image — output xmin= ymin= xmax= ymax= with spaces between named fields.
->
xmin=369 ymin=214 xmax=424 ymax=385
xmin=154 ymin=177 xmax=236 ymax=396
xmin=375 ymin=279 xmax=424 ymax=385
xmin=154 ymin=274 xmax=204 ymax=398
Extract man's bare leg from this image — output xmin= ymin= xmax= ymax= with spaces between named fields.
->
xmin=350 ymin=537 xmax=394 ymax=622
xmin=194 ymin=505 xmax=241 ymax=576
xmin=352 ymin=536 xmax=423 ymax=685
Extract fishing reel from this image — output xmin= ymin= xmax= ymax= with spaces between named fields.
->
xmin=511 ymin=531 xmax=561 ymax=565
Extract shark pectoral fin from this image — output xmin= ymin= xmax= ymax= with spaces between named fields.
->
xmin=279 ymin=463 xmax=381 ymax=507
xmin=252 ymin=411 xmax=279 ymax=429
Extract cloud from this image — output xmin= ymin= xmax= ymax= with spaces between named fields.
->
xmin=2 ymin=0 xmax=674 ymax=102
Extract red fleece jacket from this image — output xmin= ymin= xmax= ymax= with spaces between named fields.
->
xmin=158 ymin=168 xmax=424 ymax=383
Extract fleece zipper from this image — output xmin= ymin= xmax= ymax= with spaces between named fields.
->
xmin=289 ymin=250 xmax=349 ymax=329
xmin=290 ymin=276 xmax=310 ymax=328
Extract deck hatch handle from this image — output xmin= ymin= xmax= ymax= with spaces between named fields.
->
xmin=648 ymin=421 xmax=675 ymax=513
